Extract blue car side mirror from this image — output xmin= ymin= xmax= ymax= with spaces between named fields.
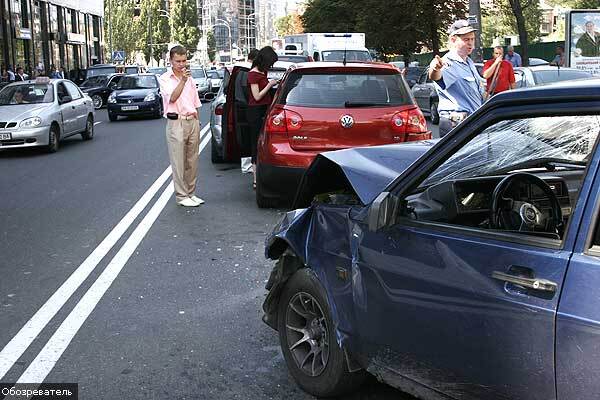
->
xmin=368 ymin=192 xmax=399 ymax=232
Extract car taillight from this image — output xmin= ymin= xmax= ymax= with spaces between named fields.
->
xmin=265 ymin=106 xmax=303 ymax=135
xmin=391 ymin=108 xmax=431 ymax=142
xmin=215 ymin=104 xmax=223 ymax=116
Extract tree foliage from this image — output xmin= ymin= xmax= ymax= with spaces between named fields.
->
xmin=498 ymin=0 xmax=542 ymax=65
xmin=104 ymin=0 xmax=141 ymax=63
xmin=207 ymin=30 xmax=217 ymax=62
xmin=170 ymin=0 xmax=201 ymax=53
xmin=136 ymin=0 xmax=171 ymax=64
xmin=302 ymin=0 xmax=466 ymax=60
xmin=275 ymin=14 xmax=304 ymax=37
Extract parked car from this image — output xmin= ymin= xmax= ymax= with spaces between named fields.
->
xmin=213 ymin=62 xmax=429 ymax=208
xmin=106 ymin=74 xmax=162 ymax=121
xmin=403 ymin=66 xmax=425 ymax=88
xmin=210 ymin=61 xmax=292 ymax=163
xmin=147 ymin=67 xmax=167 ymax=77
xmin=206 ymin=69 xmax=224 ymax=93
xmin=190 ymin=67 xmax=211 ymax=100
xmin=514 ymin=66 xmax=594 ymax=88
xmin=79 ymin=73 xmax=124 ymax=109
xmin=262 ymin=79 xmax=600 ymax=400
xmin=0 ymin=78 xmax=95 ymax=153
xmin=529 ymin=57 xmax=549 ymax=66
xmin=277 ymin=55 xmax=312 ymax=63
xmin=411 ymin=69 xmax=439 ymax=124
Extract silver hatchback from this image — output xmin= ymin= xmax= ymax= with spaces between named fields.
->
xmin=0 ymin=78 xmax=95 ymax=153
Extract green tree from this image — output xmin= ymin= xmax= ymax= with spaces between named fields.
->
xmin=170 ymin=0 xmax=201 ymax=53
xmin=499 ymin=0 xmax=542 ymax=65
xmin=275 ymin=14 xmax=304 ymax=37
xmin=481 ymin=11 xmax=512 ymax=47
xmin=136 ymin=0 xmax=170 ymax=64
xmin=417 ymin=0 xmax=467 ymax=55
xmin=104 ymin=0 xmax=141 ymax=63
xmin=207 ymin=30 xmax=217 ymax=62
xmin=301 ymin=0 xmax=362 ymax=32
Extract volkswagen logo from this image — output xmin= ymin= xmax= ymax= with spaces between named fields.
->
xmin=340 ymin=115 xmax=354 ymax=129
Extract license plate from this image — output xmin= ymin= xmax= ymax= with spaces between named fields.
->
xmin=121 ymin=105 xmax=139 ymax=111
xmin=0 ymin=133 xmax=11 ymax=140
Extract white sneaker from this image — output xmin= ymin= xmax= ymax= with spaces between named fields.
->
xmin=178 ymin=197 xmax=199 ymax=207
xmin=190 ymin=195 xmax=205 ymax=205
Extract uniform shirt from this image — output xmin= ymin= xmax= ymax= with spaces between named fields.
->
xmin=159 ymin=68 xmax=201 ymax=118
xmin=247 ymin=70 xmax=272 ymax=106
xmin=434 ymin=50 xmax=484 ymax=115
xmin=482 ymin=59 xmax=515 ymax=94
xmin=505 ymin=52 xmax=522 ymax=67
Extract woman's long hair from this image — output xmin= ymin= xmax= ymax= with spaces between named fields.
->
xmin=251 ymin=46 xmax=278 ymax=73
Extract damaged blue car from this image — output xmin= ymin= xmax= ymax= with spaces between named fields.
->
xmin=262 ymin=80 xmax=600 ymax=399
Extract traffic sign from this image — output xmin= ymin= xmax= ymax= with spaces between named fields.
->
xmin=112 ymin=51 xmax=125 ymax=63
xmin=468 ymin=15 xmax=478 ymax=26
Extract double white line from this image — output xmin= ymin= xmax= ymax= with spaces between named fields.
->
xmin=0 ymin=123 xmax=212 ymax=383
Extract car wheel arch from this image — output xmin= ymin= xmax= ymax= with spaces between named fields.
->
xmin=264 ymin=247 xmax=363 ymax=372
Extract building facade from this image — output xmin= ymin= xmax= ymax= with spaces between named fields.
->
xmin=197 ymin=0 xmax=256 ymax=64
xmin=0 ymin=0 xmax=104 ymax=77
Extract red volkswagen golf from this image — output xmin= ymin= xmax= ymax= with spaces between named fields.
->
xmin=213 ymin=62 xmax=431 ymax=208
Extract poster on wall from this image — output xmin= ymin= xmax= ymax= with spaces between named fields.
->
xmin=566 ymin=10 xmax=600 ymax=75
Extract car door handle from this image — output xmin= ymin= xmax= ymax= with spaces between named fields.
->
xmin=492 ymin=271 xmax=557 ymax=292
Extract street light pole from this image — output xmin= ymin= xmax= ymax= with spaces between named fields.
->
xmin=245 ymin=13 xmax=256 ymax=56
xmin=214 ymin=18 xmax=232 ymax=63
xmin=108 ymin=0 xmax=113 ymax=62
xmin=469 ymin=0 xmax=484 ymax=62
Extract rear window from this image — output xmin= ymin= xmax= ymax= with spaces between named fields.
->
xmin=533 ymin=69 xmax=593 ymax=85
xmin=321 ymin=50 xmax=372 ymax=62
xmin=279 ymin=71 xmax=412 ymax=108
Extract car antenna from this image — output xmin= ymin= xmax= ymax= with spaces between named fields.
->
xmin=343 ymin=28 xmax=348 ymax=66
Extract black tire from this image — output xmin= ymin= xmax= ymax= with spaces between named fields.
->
xmin=108 ymin=112 xmax=117 ymax=122
xmin=210 ymin=135 xmax=225 ymax=164
xmin=91 ymin=94 xmax=103 ymax=109
xmin=47 ymin=125 xmax=59 ymax=153
xmin=256 ymin=166 xmax=280 ymax=209
xmin=154 ymin=102 xmax=163 ymax=119
xmin=430 ymin=101 xmax=440 ymax=125
xmin=81 ymin=115 xmax=94 ymax=140
xmin=278 ymin=269 xmax=366 ymax=397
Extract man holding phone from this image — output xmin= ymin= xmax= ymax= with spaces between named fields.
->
xmin=159 ymin=45 xmax=203 ymax=207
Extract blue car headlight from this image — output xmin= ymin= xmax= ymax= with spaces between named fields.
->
xmin=144 ymin=93 xmax=156 ymax=102
xmin=20 ymin=117 xmax=42 ymax=128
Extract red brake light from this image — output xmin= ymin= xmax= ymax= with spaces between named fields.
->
xmin=215 ymin=104 xmax=223 ymax=116
xmin=265 ymin=107 xmax=303 ymax=135
xmin=391 ymin=108 xmax=431 ymax=142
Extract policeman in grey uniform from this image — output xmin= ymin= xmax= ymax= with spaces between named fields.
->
xmin=429 ymin=20 xmax=484 ymax=137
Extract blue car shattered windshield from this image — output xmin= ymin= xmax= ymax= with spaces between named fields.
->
xmin=422 ymin=116 xmax=600 ymax=187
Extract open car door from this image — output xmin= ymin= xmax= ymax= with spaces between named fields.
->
xmin=221 ymin=65 xmax=250 ymax=162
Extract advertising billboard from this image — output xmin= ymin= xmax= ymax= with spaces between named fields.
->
xmin=566 ymin=10 xmax=600 ymax=75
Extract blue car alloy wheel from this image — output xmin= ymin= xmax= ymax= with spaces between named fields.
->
xmin=277 ymin=268 xmax=365 ymax=397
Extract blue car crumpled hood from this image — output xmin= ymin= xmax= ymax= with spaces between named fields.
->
xmin=293 ymin=140 xmax=438 ymax=208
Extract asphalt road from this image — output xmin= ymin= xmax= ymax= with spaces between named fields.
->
xmin=0 ymin=104 xmax=424 ymax=399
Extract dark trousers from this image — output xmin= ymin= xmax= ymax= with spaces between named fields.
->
xmin=247 ymin=105 xmax=268 ymax=163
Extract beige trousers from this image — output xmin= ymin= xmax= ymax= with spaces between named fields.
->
xmin=166 ymin=118 xmax=200 ymax=202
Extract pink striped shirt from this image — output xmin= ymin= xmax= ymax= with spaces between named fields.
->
xmin=158 ymin=68 xmax=201 ymax=118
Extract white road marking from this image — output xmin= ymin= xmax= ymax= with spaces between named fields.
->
xmin=0 ymin=123 xmax=209 ymax=380
xmin=16 ymin=129 xmax=213 ymax=383
xmin=94 ymin=121 xmax=101 ymax=126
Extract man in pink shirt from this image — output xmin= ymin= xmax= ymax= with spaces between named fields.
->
xmin=159 ymin=45 xmax=203 ymax=207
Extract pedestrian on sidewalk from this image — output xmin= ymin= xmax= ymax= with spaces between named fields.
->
xmin=241 ymin=48 xmax=259 ymax=174
xmin=482 ymin=46 xmax=516 ymax=97
xmin=505 ymin=46 xmax=522 ymax=67
xmin=247 ymin=46 xmax=278 ymax=189
xmin=428 ymin=19 xmax=484 ymax=137
xmin=550 ymin=45 xmax=565 ymax=67
xmin=159 ymin=45 xmax=204 ymax=207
